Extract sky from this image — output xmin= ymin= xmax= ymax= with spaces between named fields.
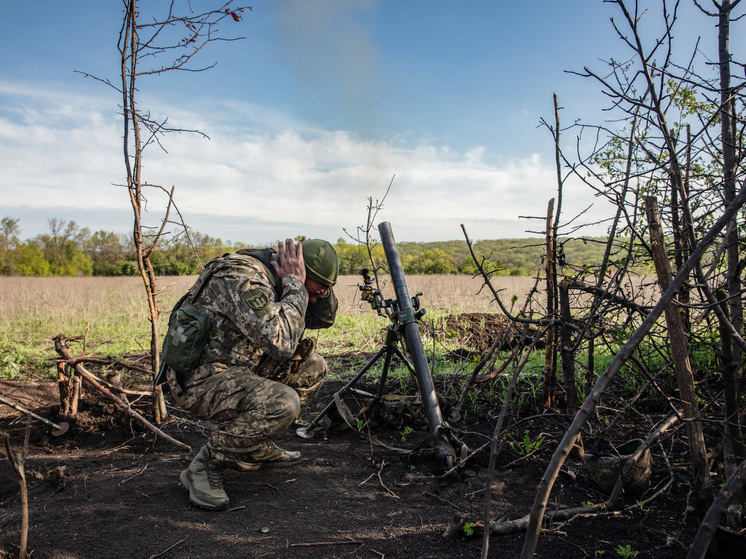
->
xmin=0 ymin=0 xmax=739 ymax=245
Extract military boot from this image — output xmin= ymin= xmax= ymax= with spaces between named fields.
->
xmin=234 ymin=442 xmax=302 ymax=471
xmin=180 ymin=445 xmax=230 ymax=511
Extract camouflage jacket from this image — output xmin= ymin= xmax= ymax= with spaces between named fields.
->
xmin=182 ymin=248 xmax=337 ymax=380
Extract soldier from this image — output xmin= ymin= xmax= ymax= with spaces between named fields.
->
xmin=161 ymin=237 xmax=339 ymax=510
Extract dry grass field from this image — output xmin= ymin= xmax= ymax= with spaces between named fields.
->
xmin=333 ymin=273 xmax=536 ymax=314
xmin=0 ymin=274 xmax=539 ymax=376
xmin=0 ymin=273 xmax=536 ymax=322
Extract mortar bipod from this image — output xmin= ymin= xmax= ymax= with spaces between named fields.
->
xmin=295 ymin=323 xmax=460 ymax=466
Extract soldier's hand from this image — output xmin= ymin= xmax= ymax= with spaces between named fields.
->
xmin=272 ymin=238 xmax=306 ymax=283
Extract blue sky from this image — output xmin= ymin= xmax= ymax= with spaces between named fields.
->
xmin=0 ymin=1 xmax=737 ymax=244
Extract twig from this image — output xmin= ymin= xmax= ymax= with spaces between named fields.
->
xmin=290 ymin=539 xmax=363 ymax=547
xmin=61 ymin=356 xmax=154 ymax=378
xmin=358 ymin=472 xmax=377 ymax=487
xmin=376 ymin=461 xmax=399 ymax=499
xmin=119 ymin=464 xmax=148 ymax=485
xmin=441 ymin=440 xmax=492 ymax=476
xmin=148 ymin=536 xmax=187 ymax=559
xmin=499 ymin=438 xmax=548 ymax=470
xmin=425 ymin=491 xmax=467 ymax=511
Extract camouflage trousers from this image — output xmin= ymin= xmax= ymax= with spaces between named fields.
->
xmin=167 ymin=352 xmax=327 ymax=462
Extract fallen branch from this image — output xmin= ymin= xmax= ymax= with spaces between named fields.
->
xmin=54 ymin=335 xmax=191 ymax=452
xmin=444 ymin=503 xmax=616 ymax=539
xmin=56 ymin=361 xmax=151 ymax=397
xmin=290 ymin=540 xmax=363 ymax=547
xmin=62 ymin=356 xmax=154 ymax=376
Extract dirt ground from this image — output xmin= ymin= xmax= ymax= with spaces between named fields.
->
xmin=0 ymin=317 xmax=720 ymax=559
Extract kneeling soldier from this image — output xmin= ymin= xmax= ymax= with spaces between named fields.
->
xmin=159 ymin=238 xmax=338 ymax=510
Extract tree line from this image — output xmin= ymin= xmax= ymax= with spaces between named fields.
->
xmin=0 ymin=216 xmax=613 ymax=277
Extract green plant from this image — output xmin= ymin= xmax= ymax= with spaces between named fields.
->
xmin=486 ymin=381 xmax=498 ymax=406
xmin=465 ymin=388 xmax=483 ymax=415
xmin=0 ymin=348 xmax=22 ymax=379
xmin=615 ymin=544 xmax=639 ymax=558
xmin=390 ymin=368 xmax=410 ymax=393
xmin=462 ymin=522 xmax=477 ymax=537
xmin=400 ymin=425 xmax=414 ymax=442
xmin=508 ymin=430 xmax=544 ymax=456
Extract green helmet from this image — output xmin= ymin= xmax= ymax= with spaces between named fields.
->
xmin=302 ymin=239 xmax=339 ymax=287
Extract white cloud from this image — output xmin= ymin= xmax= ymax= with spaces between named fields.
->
xmin=0 ymin=81 xmax=614 ymax=243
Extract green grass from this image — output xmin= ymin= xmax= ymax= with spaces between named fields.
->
xmin=0 ymin=275 xmax=723 ymax=427
xmin=0 ymin=276 xmax=189 ymax=379
xmin=0 ymin=275 xmax=501 ymax=381
xmin=0 ymin=274 xmax=579 ymax=422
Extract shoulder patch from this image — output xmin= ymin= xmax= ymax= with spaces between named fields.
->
xmin=241 ymin=289 xmax=271 ymax=318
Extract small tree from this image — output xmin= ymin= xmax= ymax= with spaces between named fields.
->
xmin=0 ymin=217 xmax=21 ymax=274
xmin=81 ymin=1 xmax=250 ymax=421
xmin=0 ymin=217 xmax=20 ymax=253
xmin=122 ymin=0 xmax=250 ymax=421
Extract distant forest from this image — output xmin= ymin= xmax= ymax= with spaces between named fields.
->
xmin=0 ymin=217 xmax=616 ymax=277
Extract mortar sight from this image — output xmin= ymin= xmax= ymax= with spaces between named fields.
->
xmin=358 ymin=267 xmax=423 ymax=318
xmin=358 ymin=268 xmax=381 ymax=310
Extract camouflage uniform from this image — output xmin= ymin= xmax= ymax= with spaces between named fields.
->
xmin=166 ymin=249 xmax=337 ymax=463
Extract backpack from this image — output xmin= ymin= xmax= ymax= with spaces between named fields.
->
xmin=154 ymin=249 xmax=281 ymax=386
xmin=154 ymin=258 xmax=222 ymax=385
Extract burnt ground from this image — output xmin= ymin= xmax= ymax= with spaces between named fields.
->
xmin=0 ymin=313 xmax=725 ymax=559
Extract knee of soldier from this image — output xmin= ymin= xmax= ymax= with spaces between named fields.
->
xmin=278 ymin=383 xmax=301 ymax=421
